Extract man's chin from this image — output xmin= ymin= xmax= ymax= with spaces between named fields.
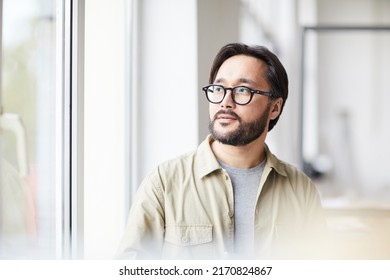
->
xmin=215 ymin=121 xmax=239 ymax=130
xmin=211 ymin=130 xmax=240 ymax=145
xmin=210 ymin=126 xmax=263 ymax=146
xmin=209 ymin=121 xmax=242 ymax=145
xmin=212 ymin=127 xmax=237 ymax=138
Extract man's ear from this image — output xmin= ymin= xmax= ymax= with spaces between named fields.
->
xmin=269 ymin=98 xmax=283 ymax=120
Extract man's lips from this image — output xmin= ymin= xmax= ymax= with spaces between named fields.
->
xmin=217 ymin=114 xmax=237 ymax=120
xmin=213 ymin=110 xmax=241 ymax=123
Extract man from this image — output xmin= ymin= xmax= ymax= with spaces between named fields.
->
xmin=117 ymin=43 xmax=327 ymax=259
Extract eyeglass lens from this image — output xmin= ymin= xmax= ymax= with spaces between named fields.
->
xmin=206 ymin=85 xmax=252 ymax=105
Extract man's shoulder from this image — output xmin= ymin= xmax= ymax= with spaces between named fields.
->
xmin=280 ymin=159 xmax=309 ymax=179
xmin=158 ymin=148 xmax=198 ymax=170
xmin=140 ymin=149 xmax=198 ymax=190
xmin=157 ymin=137 xmax=214 ymax=171
xmin=265 ymin=147 xmax=313 ymax=187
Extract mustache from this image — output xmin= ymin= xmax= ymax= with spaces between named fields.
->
xmin=212 ymin=109 xmax=242 ymax=122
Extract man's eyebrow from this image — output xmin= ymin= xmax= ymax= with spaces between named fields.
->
xmin=237 ymin=78 xmax=256 ymax=85
xmin=213 ymin=77 xmax=256 ymax=85
xmin=214 ymin=78 xmax=225 ymax=84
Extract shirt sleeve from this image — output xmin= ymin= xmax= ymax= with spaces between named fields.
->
xmin=116 ymin=169 xmax=165 ymax=259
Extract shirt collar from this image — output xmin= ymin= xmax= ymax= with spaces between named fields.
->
xmin=197 ymin=135 xmax=288 ymax=178
xmin=264 ymin=144 xmax=288 ymax=177
xmin=197 ymin=135 xmax=222 ymax=178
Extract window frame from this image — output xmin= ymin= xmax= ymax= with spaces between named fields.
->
xmin=56 ymin=0 xmax=85 ymax=259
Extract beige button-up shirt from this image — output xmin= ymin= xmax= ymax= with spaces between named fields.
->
xmin=118 ymin=135 xmax=328 ymax=259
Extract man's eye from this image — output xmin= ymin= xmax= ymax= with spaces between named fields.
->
xmin=236 ymin=87 xmax=250 ymax=94
xmin=215 ymin=87 xmax=224 ymax=92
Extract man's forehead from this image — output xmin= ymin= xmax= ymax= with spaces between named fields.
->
xmin=214 ymin=77 xmax=258 ymax=86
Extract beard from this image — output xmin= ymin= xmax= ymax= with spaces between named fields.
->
xmin=209 ymin=104 xmax=271 ymax=146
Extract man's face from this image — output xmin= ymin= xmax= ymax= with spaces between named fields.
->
xmin=208 ymin=54 xmax=277 ymax=146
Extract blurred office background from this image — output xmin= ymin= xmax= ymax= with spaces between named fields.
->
xmin=0 ymin=0 xmax=389 ymax=259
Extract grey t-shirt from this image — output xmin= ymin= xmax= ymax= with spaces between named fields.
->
xmin=219 ymin=159 xmax=266 ymax=258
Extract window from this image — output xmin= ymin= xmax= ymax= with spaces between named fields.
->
xmin=1 ymin=0 xmax=58 ymax=258
xmin=0 ymin=0 xmax=85 ymax=259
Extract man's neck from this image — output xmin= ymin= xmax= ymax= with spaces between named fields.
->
xmin=210 ymin=136 xmax=266 ymax=169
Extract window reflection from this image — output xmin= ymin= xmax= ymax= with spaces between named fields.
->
xmin=1 ymin=0 xmax=56 ymax=259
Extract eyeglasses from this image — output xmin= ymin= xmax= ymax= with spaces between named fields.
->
xmin=202 ymin=84 xmax=276 ymax=105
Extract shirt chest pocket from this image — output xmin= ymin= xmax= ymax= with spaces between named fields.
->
xmin=164 ymin=225 xmax=212 ymax=246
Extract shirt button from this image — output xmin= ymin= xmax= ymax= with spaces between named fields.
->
xmin=182 ymin=236 xmax=188 ymax=243
xmin=225 ymin=175 xmax=229 ymax=180
xmin=228 ymin=211 xmax=234 ymax=218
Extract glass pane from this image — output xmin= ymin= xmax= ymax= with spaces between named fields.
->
xmin=303 ymin=30 xmax=390 ymax=200
xmin=0 ymin=0 xmax=57 ymax=259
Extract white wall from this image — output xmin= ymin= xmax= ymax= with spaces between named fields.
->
xmin=135 ymin=0 xmax=198 ymax=185
xmin=84 ymin=0 xmax=126 ymax=259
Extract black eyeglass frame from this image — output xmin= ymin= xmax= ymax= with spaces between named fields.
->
xmin=202 ymin=84 xmax=278 ymax=105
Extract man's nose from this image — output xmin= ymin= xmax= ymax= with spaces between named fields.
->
xmin=220 ymin=88 xmax=236 ymax=108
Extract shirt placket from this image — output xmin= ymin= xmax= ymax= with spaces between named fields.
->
xmin=221 ymin=169 xmax=235 ymax=256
